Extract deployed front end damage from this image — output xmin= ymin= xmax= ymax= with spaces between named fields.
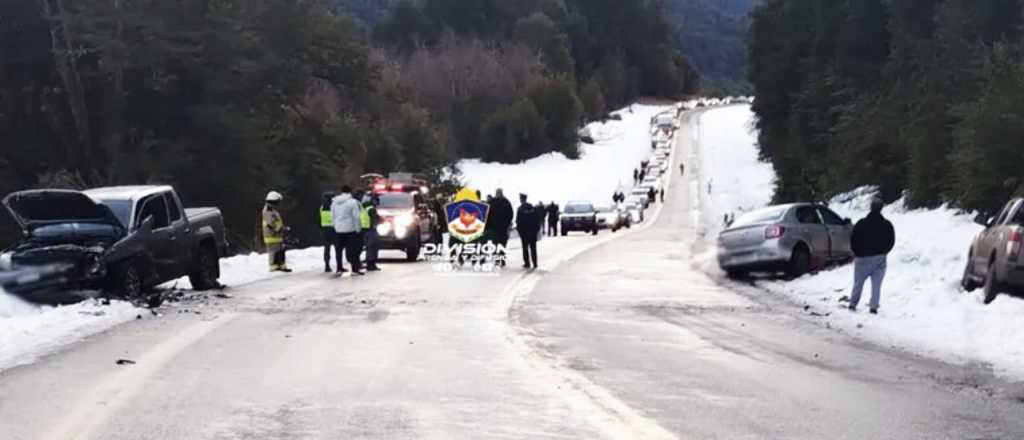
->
xmin=0 ymin=190 xmax=152 ymax=304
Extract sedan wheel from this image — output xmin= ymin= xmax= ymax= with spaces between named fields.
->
xmin=983 ymin=260 xmax=1001 ymax=305
xmin=960 ymin=259 xmax=979 ymax=292
xmin=788 ymin=247 xmax=811 ymax=278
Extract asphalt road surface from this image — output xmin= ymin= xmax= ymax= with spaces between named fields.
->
xmin=1 ymin=109 xmax=1022 ymax=440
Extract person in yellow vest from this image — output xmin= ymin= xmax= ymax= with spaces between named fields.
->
xmin=262 ymin=191 xmax=292 ymax=272
xmin=361 ymin=193 xmax=382 ymax=271
xmin=320 ymin=192 xmax=337 ymax=273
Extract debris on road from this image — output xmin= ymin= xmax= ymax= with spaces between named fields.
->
xmin=115 ymin=359 xmax=136 ymax=365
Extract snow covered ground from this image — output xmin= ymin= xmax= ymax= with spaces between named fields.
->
xmin=0 ymin=246 xmax=342 ymax=371
xmin=459 ymin=104 xmax=673 ymax=208
xmin=696 ymin=104 xmax=1024 ymax=379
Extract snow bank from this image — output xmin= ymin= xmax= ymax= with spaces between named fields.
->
xmin=0 ymin=289 xmax=140 ymax=370
xmin=695 ymin=104 xmax=773 ymax=238
xmin=459 ymin=104 xmax=673 ymax=208
xmin=0 ymin=246 xmax=340 ymax=371
xmin=696 ymin=105 xmax=1024 ymax=379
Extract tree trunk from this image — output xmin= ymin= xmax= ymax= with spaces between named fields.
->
xmin=38 ymin=0 xmax=94 ymax=175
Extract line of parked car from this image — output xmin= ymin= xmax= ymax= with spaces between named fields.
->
xmin=558 ymin=109 xmax=677 ymax=237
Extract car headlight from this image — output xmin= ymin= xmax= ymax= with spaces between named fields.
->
xmin=376 ymin=223 xmax=392 ymax=235
xmin=0 ymin=252 xmax=12 ymax=270
xmin=394 ymin=213 xmax=414 ymax=229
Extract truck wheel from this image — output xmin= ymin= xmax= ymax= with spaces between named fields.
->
xmin=591 ymin=227 xmax=598 ymax=235
xmin=561 ymin=224 xmax=567 ymax=236
xmin=983 ymin=260 xmax=1001 ymax=305
xmin=726 ymin=269 xmax=746 ymax=280
xmin=406 ymin=235 xmax=421 ymax=262
xmin=189 ymin=246 xmax=221 ymax=290
xmin=111 ymin=262 xmax=144 ymax=302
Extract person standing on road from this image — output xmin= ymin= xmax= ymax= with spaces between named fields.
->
xmin=633 ymin=168 xmax=639 ymax=185
xmin=647 ymin=187 xmax=656 ymax=205
xmin=262 ymin=191 xmax=292 ymax=272
xmin=362 ymin=194 xmax=382 ymax=272
xmin=660 ymin=188 xmax=665 ymax=203
xmin=848 ymin=198 xmax=895 ymax=314
xmin=516 ymin=194 xmax=541 ymax=269
xmin=319 ymin=192 xmax=337 ymax=273
xmin=486 ymin=189 xmax=514 ymax=267
xmin=680 ymin=163 xmax=685 ymax=176
xmin=547 ymin=202 xmax=559 ymax=236
xmin=331 ymin=186 xmax=363 ymax=275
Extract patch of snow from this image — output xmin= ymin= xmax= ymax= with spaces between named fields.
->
xmin=0 ymin=289 xmax=140 ymax=370
xmin=459 ymin=104 xmax=673 ymax=208
xmin=695 ymin=105 xmax=1024 ymax=380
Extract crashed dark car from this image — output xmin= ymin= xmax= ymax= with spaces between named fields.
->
xmin=0 ymin=186 xmax=228 ymax=304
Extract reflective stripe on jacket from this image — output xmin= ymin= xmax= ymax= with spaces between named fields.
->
xmin=320 ymin=209 xmax=332 ymax=227
xmin=263 ymin=206 xmax=284 ymax=245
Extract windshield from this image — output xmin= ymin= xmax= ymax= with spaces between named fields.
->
xmin=30 ymin=223 xmax=122 ymax=240
xmin=732 ymin=206 xmax=788 ymax=227
xmin=595 ymin=206 xmax=614 ymax=213
xmin=565 ymin=204 xmax=593 ymax=214
xmin=378 ymin=193 xmax=414 ymax=210
xmin=100 ymin=200 xmax=132 ymax=228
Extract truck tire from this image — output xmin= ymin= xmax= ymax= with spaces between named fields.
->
xmin=189 ymin=246 xmax=221 ymax=290
xmin=561 ymin=224 xmax=568 ymax=236
xmin=110 ymin=262 xmax=144 ymax=302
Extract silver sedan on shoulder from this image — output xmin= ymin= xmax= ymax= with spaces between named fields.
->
xmin=717 ymin=203 xmax=853 ymax=278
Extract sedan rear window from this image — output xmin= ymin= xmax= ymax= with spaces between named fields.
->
xmin=732 ymin=206 xmax=788 ymax=227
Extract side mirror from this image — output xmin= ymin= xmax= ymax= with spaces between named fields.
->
xmin=974 ymin=213 xmax=991 ymax=227
xmin=136 ymin=215 xmax=155 ymax=233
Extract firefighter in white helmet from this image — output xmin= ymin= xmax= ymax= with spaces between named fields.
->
xmin=262 ymin=191 xmax=292 ymax=272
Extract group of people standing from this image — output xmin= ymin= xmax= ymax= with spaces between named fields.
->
xmin=260 ymin=187 xmax=383 ymax=275
xmin=482 ymin=190 xmax=560 ymax=269
xmin=320 ymin=186 xmax=383 ymax=275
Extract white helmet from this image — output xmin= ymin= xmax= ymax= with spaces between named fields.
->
xmin=265 ymin=191 xmax=283 ymax=202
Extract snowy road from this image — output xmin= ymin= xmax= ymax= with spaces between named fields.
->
xmin=1 ymin=109 xmax=1023 ymax=439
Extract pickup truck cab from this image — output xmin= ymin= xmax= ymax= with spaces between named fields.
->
xmin=962 ymin=198 xmax=1024 ymax=304
xmin=1 ymin=185 xmax=227 ymax=303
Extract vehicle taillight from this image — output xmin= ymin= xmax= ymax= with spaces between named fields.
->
xmin=373 ymin=183 xmax=386 ymax=192
xmin=1007 ymin=228 xmax=1022 ymax=261
xmin=765 ymin=225 xmax=785 ymax=239
xmin=391 ymin=184 xmax=404 ymax=191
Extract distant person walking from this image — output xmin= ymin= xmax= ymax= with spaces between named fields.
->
xmin=362 ymin=194 xmax=382 ymax=271
xmin=546 ymin=202 xmax=559 ymax=236
xmin=516 ymin=194 xmax=542 ymax=269
xmin=848 ymin=198 xmax=895 ymax=314
xmin=331 ymin=186 xmax=364 ymax=275
xmin=647 ymin=187 xmax=656 ymax=205
xmin=680 ymin=163 xmax=685 ymax=176
xmin=659 ymin=188 xmax=665 ymax=203
xmin=319 ymin=192 xmax=337 ymax=273
xmin=262 ymin=191 xmax=292 ymax=272
xmin=633 ymin=168 xmax=639 ymax=185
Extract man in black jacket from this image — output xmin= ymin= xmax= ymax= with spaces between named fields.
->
xmin=546 ymin=202 xmax=559 ymax=236
xmin=516 ymin=194 xmax=542 ymax=269
xmin=486 ymin=189 xmax=514 ymax=266
xmin=849 ymin=198 xmax=896 ymax=314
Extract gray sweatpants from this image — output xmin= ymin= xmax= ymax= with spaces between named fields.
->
xmin=850 ymin=255 xmax=887 ymax=310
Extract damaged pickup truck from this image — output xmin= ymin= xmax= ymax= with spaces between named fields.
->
xmin=0 ymin=186 xmax=227 ymax=304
